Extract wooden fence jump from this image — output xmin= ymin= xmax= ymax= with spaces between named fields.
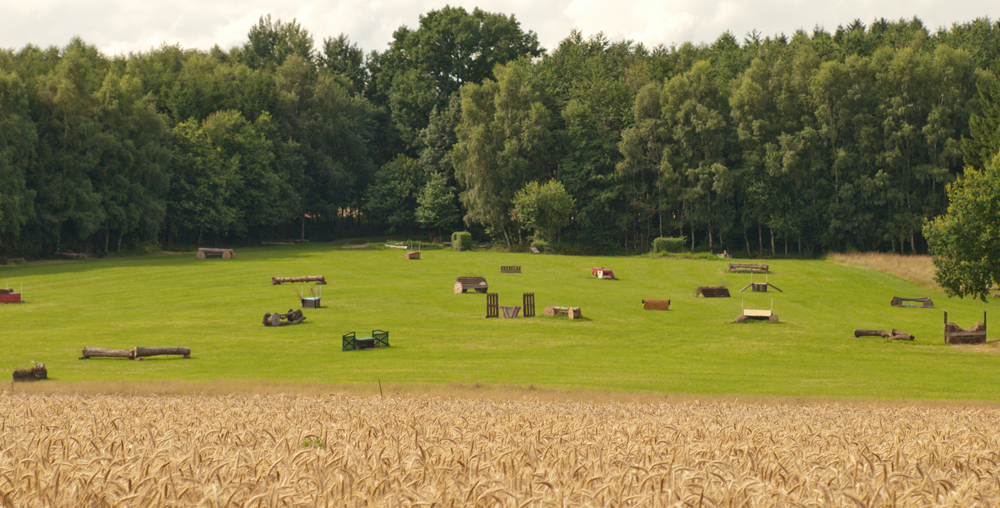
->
xmin=729 ymin=263 xmax=768 ymax=273
xmin=501 ymin=306 xmax=521 ymax=318
xmin=80 ymin=347 xmax=191 ymax=360
xmin=544 ymin=306 xmax=582 ymax=319
xmin=945 ymin=310 xmax=986 ymax=344
xmin=523 ymin=293 xmax=535 ymax=317
xmin=271 ymin=276 xmax=327 ymax=285
xmin=695 ymin=286 xmax=731 ymax=298
xmin=197 ymin=248 xmax=235 ymax=259
xmin=342 ymin=330 xmax=390 ymax=351
xmin=456 ymin=276 xmax=489 ymax=293
xmin=642 ymin=299 xmax=670 ymax=310
xmin=891 ymin=297 xmax=933 ymax=308
xmin=486 ymin=293 xmax=499 ymax=318
xmin=501 ymin=265 xmax=521 ymax=273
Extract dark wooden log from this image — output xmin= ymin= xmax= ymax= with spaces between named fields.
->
xmin=134 ymin=347 xmax=191 ymax=359
xmin=890 ymin=329 xmax=915 ymax=340
xmin=81 ymin=347 xmax=134 ymax=359
xmin=854 ymin=329 xmax=891 ymax=338
xmin=271 ymin=276 xmax=327 ymax=285
xmin=642 ymin=299 xmax=671 ymax=310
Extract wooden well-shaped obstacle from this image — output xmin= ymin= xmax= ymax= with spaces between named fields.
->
xmin=944 ymin=310 xmax=986 ymax=344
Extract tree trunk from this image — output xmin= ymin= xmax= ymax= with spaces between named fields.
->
xmin=770 ymin=227 xmax=775 ymax=257
xmin=105 ymin=228 xmax=110 ymax=254
xmin=854 ymin=329 xmax=890 ymax=338
xmin=134 ymin=346 xmax=191 ymax=358
xmin=301 ymin=215 xmax=306 ymax=241
xmin=690 ymin=226 xmax=695 ymax=251
xmin=708 ymin=222 xmax=713 ymax=253
xmin=758 ymin=224 xmax=763 ymax=256
xmin=745 ymin=236 xmax=751 ymax=257
xmin=81 ymin=347 xmax=134 ymax=359
xmin=911 ymin=233 xmax=916 ymax=253
xmin=197 ymin=228 xmax=203 ymax=246
xmin=117 ymin=230 xmax=123 ymax=254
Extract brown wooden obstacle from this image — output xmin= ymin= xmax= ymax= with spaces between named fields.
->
xmin=945 ymin=311 xmax=986 ymax=344
xmin=80 ymin=347 xmax=191 ymax=359
xmin=695 ymin=286 xmax=731 ymax=298
xmin=0 ymin=287 xmax=21 ymax=303
xmin=729 ymin=262 xmax=768 ymax=273
xmin=854 ymin=329 xmax=915 ymax=341
xmin=738 ymin=274 xmax=782 ymax=293
xmin=501 ymin=306 xmax=521 ymax=318
xmin=501 ymin=265 xmax=521 ymax=273
xmin=523 ymin=293 xmax=535 ymax=317
xmin=486 ymin=293 xmax=499 ymax=318
xmin=735 ymin=298 xmax=778 ymax=322
xmin=455 ymin=276 xmax=489 ymax=293
xmin=271 ymin=276 xmax=327 ymax=285
xmin=13 ymin=364 xmax=47 ymax=382
xmin=642 ymin=299 xmax=671 ymax=310
xmin=891 ymin=297 xmax=933 ymax=308
xmin=405 ymin=251 xmax=420 ymax=260
xmin=544 ymin=306 xmax=582 ymax=319
xmin=263 ymin=309 xmax=305 ymax=326
xmin=197 ymin=247 xmax=235 ymax=259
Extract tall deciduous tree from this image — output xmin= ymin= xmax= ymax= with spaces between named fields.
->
xmin=512 ymin=180 xmax=575 ymax=242
xmin=415 ymin=172 xmax=459 ymax=237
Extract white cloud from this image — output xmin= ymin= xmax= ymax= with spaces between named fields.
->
xmin=0 ymin=0 xmax=994 ymax=56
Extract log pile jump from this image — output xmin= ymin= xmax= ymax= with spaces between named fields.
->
xmin=696 ymin=286 xmax=731 ymax=298
xmin=13 ymin=363 xmax=47 ymax=382
xmin=455 ymin=276 xmax=489 ymax=293
xmin=271 ymin=276 xmax=327 ymax=285
xmin=263 ymin=309 xmax=306 ymax=326
xmin=945 ymin=311 xmax=987 ymax=344
xmin=544 ymin=306 xmax=582 ymax=319
xmin=854 ymin=329 xmax=915 ymax=341
xmin=80 ymin=347 xmax=191 ymax=359
xmin=728 ymin=262 xmax=768 ymax=273
xmin=196 ymin=248 xmax=235 ymax=259
xmin=642 ymin=299 xmax=671 ymax=310
xmin=501 ymin=265 xmax=521 ymax=273
xmin=890 ymin=297 xmax=933 ymax=308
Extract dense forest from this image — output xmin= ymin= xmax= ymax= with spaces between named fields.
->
xmin=2 ymin=9 xmax=1000 ymax=257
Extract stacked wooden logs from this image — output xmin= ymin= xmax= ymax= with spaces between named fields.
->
xmin=263 ymin=309 xmax=305 ymax=326
xmin=196 ymin=248 xmax=235 ymax=259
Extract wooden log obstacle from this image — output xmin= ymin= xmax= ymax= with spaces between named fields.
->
xmin=739 ymin=274 xmax=782 ymax=293
xmin=642 ymin=299 xmax=670 ymax=310
xmin=500 ymin=265 xmax=521 ymax=273
xmin=735 ymin=298 xmax=778 ymax=322
xmin=263 ymin=309 xmax=305 ymax=326
xmin=405 ymin=251 xmax=420 ymax=260
xmin=455 ymin=276 xmax=489 ymax=293
xmin=80 ymin=347 xmax=191 ymax=360
xmin=197 ymin=247 xmax=235 ymax=259
xmin=891 ymin=297 xmax=933 ymax=308
xmin=944 ymin=311 xmax=986 ymax=344
xmin=854 ymin=329 xmax=915 ymax=341
xmin=544 ymin=306 xmax=582 ymax=319
xmin=696 ymin=286 xmax=731 ymax=298
xmin=271 ymin=276 xmax=327 ymax=285
xmin=342 ymin=330 xmax=390 ymax=351
xmin=13 ymin=364 xmax=47 ymax=382
xmin=591 ymin=267 xmax=617 ymax=279
xmin=486 ymin=293 xmax=499 ymax=318
xmin=523 ymin=293 xmax=535 ymax=317
xmin=729 ymin=262 xmax=768 ymax=273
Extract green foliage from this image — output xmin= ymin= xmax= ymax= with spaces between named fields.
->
xmin=364 ymin=155 xmax=425 ymax=233
xmin=451 ymin=231 xmax=472 ymax=251
xmin=964 ymin=80 xmax=1000 ymax=170
xmin=652 ymin=237 xmax=686 ymax=253
xmin=924 ymin=154 xmax=1000 ymax=300
xmin=415 ymin=172 xmax=459 ymax=234
xmin=512 ymin=180 xmax=575 ymax=242
xmin=237 ymin=15 xmax=315 ymax=70
xmin=301 ymin=435 xmax=324 ymax=448
xmin=530 ymin=240 xmax=549 ymax=249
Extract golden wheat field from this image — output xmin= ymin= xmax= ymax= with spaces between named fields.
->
xmin=3 ymin=394 xmax=1000 ymax=507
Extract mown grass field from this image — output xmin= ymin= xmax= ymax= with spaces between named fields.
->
xmin=2 ymin=245 xmax=999 ymax=401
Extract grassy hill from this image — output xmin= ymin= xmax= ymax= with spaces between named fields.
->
xmin=2 ymin=245 xmax=998 ymax=401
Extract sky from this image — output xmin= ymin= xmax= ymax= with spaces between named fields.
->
xmin=0 ymin=0 xmax=995 ymax=57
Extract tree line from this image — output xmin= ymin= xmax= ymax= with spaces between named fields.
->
xmin=1 ymin=10 xmax=999 ymax=257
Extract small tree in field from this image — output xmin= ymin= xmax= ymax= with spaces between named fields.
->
xmin=513 ymin=180 xmax=575 ymax=242
xmin=924 ymin=153 xmax=1000 ymax=301
xmin=415 ymin=172 xmax=459 ymax=239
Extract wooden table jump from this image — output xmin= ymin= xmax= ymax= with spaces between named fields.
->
xmin=729 ymin=263 xmax=768 ymax=273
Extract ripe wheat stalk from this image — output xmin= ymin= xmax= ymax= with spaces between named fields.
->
xmin=2 ymin=394 xmax=999 ymax=506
